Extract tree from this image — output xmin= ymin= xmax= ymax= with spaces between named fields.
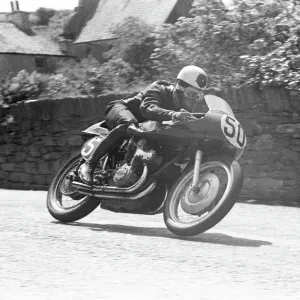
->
xmin=151 ymin=0 xmax=300 ymax=91
xmin=106 ymin=17 xmax=157 ymax=80
xmin=36 ymin=7 xmax=56 ymax=25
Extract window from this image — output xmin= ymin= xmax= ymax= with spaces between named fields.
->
xmin=35 ymin=57 xmax=47 ymax=72
xmin=85 ymin=47 xmax=92 ymax=55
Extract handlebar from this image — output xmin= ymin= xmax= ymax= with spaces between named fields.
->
xmin=191 ymin=113 xmax=206 ymax=118
xmin=162 ymin=113 xmax=206 ymax=125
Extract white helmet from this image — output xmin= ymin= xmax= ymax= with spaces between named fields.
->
xmin=177 ymin=65 xmax=207 ymax=90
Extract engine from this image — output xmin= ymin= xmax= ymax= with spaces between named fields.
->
xmin=112 ymin=139 xmax=162 ymax=187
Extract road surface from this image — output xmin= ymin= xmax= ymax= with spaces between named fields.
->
xmin=0 ymin=189 xmax=299 ymax=300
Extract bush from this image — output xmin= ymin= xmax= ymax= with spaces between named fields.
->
xmin=39 ymin=56 xmax=101 ymax=97
xmin=0 ymin=56 xmax=144 ymax=105
xmin=0 ymin=70 xmax=46 ymax=104
xmin=107 ymin=17 xmax=157 ymax=80
xmin=240 ymin=35 xmax=300 ymax=91
xmin=238 ymin=6 xmax=300 ymax=92
xmin=53 ymin=55 xmax=144 ymax=95
xmin=40 ymin=73 xmax=79 ymax=98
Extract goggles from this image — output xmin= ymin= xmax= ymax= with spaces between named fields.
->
xmin=175 ymin=83 xmax=204 ymax=102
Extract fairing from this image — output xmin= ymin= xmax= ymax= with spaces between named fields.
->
xmin=204 ymin=94 xmax=235 ymax=117
xmin=127 ymin=95 xmax=247 ymax=159
xmin=81 ymin=121 xmax=109 ymax=138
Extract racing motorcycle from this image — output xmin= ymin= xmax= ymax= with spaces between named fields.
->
xmin=47 ymin=95 xmax=247 ymax=236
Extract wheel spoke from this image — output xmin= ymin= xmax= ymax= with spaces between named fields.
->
xmin=55 ymin=163 xmax=87 ymax=209
xmin=53 ymin=155 xmax=111 ymax=210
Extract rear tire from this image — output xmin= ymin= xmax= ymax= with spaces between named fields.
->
xmin=47 ymin=152 xmax=101 ymax=223
xmin=163 ymin=155 xmax=243 ymax=236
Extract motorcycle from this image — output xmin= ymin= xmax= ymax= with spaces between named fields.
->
xmin=47 ymin=95 xmax=247 ymax=236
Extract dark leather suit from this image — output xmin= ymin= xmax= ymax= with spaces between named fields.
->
xmin=104 ymin=80 xmax=178 ymax=129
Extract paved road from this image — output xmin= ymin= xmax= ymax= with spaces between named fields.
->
xmin=0 ymin=189 xmax=299 ymax=300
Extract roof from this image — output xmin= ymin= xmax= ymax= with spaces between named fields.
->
xmin=75 ymin=0 xmax=178 ymax=44
xmin=0 ymin=22 xmax=65 ymax=56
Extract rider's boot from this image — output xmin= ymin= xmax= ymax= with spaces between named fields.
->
xmin=78 ymin=124 xmax=128 ymax=184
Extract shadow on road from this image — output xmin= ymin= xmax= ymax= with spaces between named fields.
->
xmin=54 ymin=221 xmax=272 ymax=247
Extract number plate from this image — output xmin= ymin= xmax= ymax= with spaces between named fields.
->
xmin=221 ymin=115 xmax=247 ymax=149
xmin=81 ymin=137 xmax=103 ymax=160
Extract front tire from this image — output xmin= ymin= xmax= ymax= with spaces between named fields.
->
xmin=163 ymin=155 xmax=243 ymax=236
xmin=47 ymin=152 xmax=100 ymax=223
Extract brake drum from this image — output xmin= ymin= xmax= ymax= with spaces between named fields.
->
xmin=181 ymin=173 xmax=220 ymax=215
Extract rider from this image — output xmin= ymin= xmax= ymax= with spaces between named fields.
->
xmin=78 ymin=65 xmax=208 ymax=184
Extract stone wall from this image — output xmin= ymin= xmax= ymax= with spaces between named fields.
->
xmin=222 ymin=86 xmax=300 ymax=205
xmin=0 ymin=93 xmax=129 ymax=189
xmin=0 ymin=87 xmax=299 ymax=205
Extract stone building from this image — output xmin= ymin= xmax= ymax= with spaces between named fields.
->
xmin=0 ymin=1 xmax=69 ymax=79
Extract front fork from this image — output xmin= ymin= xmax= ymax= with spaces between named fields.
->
xmin=190 ymin=150 xmax=203 ymax=193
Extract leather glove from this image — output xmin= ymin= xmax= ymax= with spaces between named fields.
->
xmin=171 ymin=111 xmax=196 ymax=122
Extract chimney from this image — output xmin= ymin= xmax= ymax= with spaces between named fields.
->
xmin=7 ymin=1 xmax=31 ymax=33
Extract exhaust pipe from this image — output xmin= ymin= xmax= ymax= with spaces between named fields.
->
xmin=72 ymin=164 xmax=149 ymax=194
xmin=77 ymin=182 xmax=156 ymax=201
xmin=72 ymin=156 xmax=179 ymax=201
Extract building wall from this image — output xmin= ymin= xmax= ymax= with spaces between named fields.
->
xmin=0 ymin=54 xmax=67 ymax=78
xmin=0 ymin=88 xmax=299 ymax=205
xmin=0 ymin=54 xmax=36 ymax=78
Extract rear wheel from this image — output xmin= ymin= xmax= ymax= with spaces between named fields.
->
xmin=47 ymin=152 xmax=101 ymax=223
xmin=163 ymin=155 xmax=243 ymax=236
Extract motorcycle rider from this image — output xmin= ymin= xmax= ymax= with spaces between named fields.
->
xmin=78 ymin=65 xmax=208 ymax=184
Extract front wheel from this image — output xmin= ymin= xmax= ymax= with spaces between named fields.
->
xmin=47 ymin=152 xmax=100 ymax=223
xmin=163 ymin=155 xmax=243 ymax=236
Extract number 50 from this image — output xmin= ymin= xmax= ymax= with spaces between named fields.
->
xmin=223 ymin=116 xmax=246 ymax=148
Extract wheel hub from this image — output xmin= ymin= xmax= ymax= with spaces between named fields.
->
xmin=59 ymin=172 xmax=78 ymax=197
xmin=181 ymin=172 xmax=220 ymax=215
